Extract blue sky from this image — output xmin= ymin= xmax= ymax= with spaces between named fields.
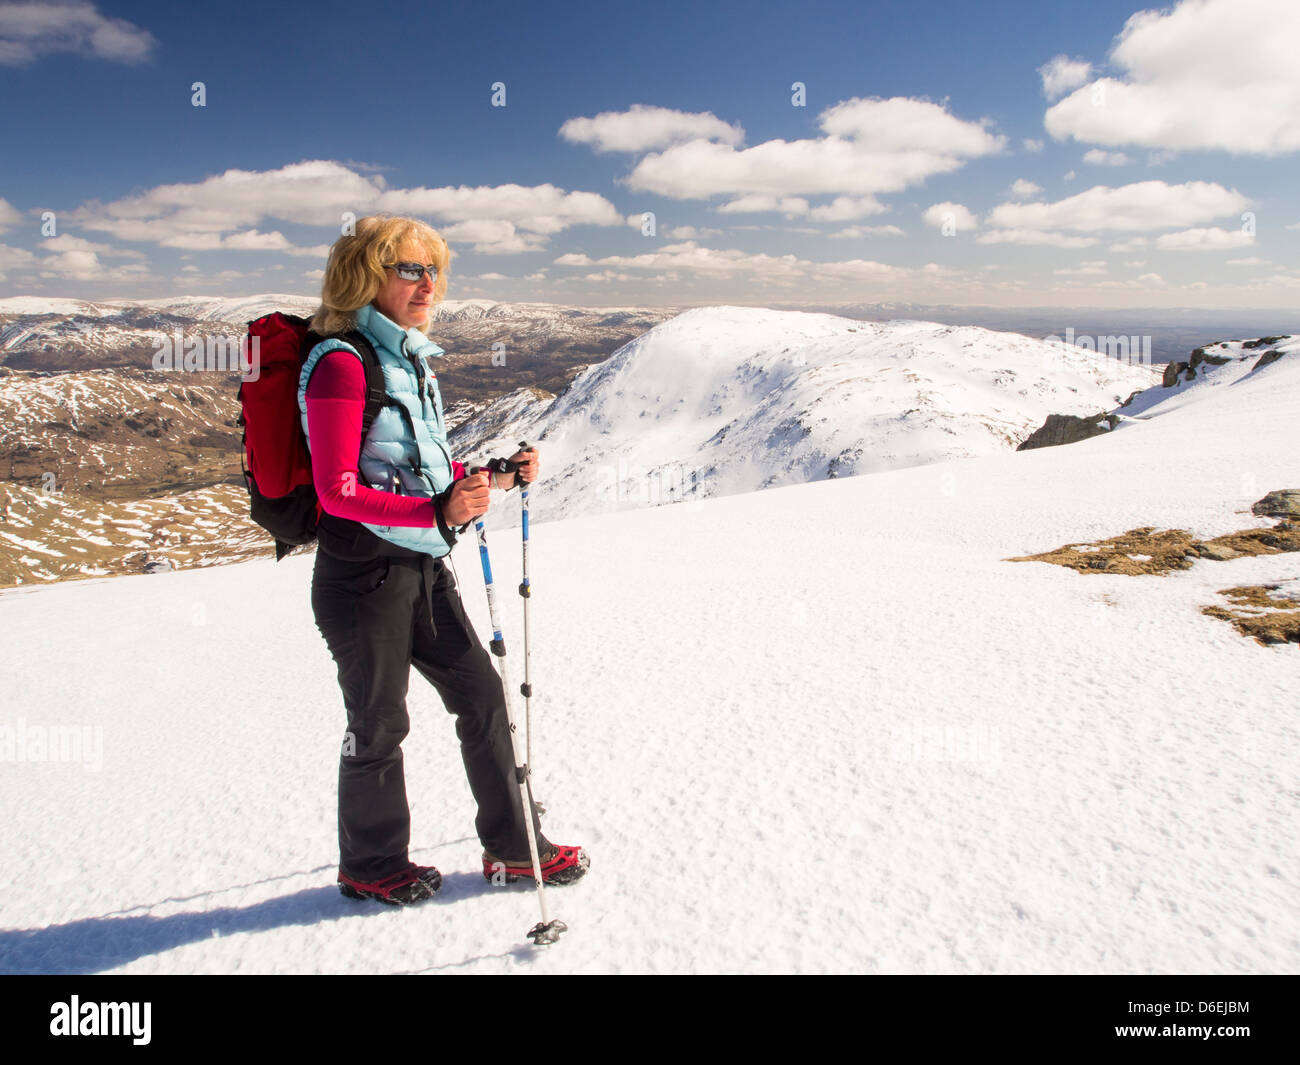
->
xmin=1 ymin=0 xmax=1297 ymax=309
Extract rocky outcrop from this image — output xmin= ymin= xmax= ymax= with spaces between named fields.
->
xmin=1251 ymin=349 xmax=1284 ymax=372
xmin=1016 ymin=412 xmax=1117 ymax=451
xmin=1164 ymin=344 xmax=1234 ymax=387
xmin=1252 ymin=489 xmax=1300 ymax=524
xmin=1030 ymin=335 xmax=1290 ymax=449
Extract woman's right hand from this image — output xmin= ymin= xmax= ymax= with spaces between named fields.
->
xmin=441 ymin=470 xmax=491 ymax=526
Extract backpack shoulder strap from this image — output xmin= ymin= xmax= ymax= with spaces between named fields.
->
xmin=337 ymin=329 xmax=389 ymax=436
xmin=301 ymin=328 xmax=390 ymax=427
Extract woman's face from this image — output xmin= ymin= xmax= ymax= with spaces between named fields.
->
xmin=372 ymin=240 xmax=437 ymax=330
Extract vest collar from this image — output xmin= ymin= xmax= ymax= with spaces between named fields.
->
xmin=356 ymin=302 xmax=443 ymax=357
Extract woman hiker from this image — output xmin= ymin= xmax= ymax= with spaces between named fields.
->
xmin=300 ymin=214 xmax=588 ymax=904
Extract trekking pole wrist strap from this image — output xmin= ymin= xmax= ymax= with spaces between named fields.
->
xmin=432 ymin=485 xmax=460 ymax=546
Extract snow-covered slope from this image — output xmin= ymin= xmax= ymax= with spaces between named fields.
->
xmin=454 ymin=305 xmax=1159 ymax=520
xmin=1114 ymin=335 xmax=1298 ymax=423
xmin=0 ymin=331 xmax=1293 ymax=975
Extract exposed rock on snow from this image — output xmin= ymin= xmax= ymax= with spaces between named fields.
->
xmin=1008 ymin=490 xmax=1300 ymax=646
xmin=1026 ymin=334 xmax=1294 ymax=448
xmin=1016 ymin=411 xmax=1118 ymax=450
xmin=1252 ymin=490 xmax=1300 ymax=523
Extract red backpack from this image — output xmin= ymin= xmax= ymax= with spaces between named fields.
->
xmin=237 ymin=312 xmax=387 ymax=560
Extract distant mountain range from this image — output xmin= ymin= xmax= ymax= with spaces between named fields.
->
xmin=0 ymin=295 xmax=1288 ymax=586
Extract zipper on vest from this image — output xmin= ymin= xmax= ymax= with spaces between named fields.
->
xmin=394 ymin=340 xmax=449 ymax=493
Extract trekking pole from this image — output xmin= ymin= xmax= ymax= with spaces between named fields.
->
xmin=471 ymin=464 xmax=565 ymax=947
xmin=515 ymin=441 xmax=543 ymax=815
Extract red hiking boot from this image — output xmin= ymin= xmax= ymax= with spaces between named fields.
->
xmin=483 ymin=844 xmax=589 ymax=886
xmin=338 ymin=863 xmax=442 ymax=905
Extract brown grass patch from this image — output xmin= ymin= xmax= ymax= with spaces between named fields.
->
xmin=1202 ymin=585 xmax=1300 ymax=647
xmin=1006 ymin=522 xmax=1300 ymax=575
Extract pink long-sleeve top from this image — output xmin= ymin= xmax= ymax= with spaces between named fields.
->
xmin=305 ymin=350 xmax=465 ymax=526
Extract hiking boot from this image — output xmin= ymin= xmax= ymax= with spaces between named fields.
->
xmin=338 ymin=863 xmax=442 ymax=905
xmin=483 ymin=844 xmax=589 ymax=886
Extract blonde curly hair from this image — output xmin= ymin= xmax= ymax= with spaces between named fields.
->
xmin=310 ymin=215 xmax=451 ymax=336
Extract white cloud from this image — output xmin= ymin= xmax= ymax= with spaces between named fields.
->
xmin=1044 ymin=0 xmax=1300 ymax=155
xmin=1053 ymin=260 xmax=1108 ymax=276
xmin=621 ymin=96 xmax=1004 ymax=206
xmin=664 ymin=224 xmax=723 ymax=239
xmin=430 ymin=218 xmax=546 ymax=255
xmin=1109 ymin=237 xmax=1149 ymax=253
xmin=283 ymin=243 xmax=332 ymax=258
xmin=985 ymin=181 xmax=1249 ymax=235
xmin=64 ymin=161 xmax=621 ymax=256
xmin=1022 ymin=138 xmax=1045 ymax=153
xmin=559 ymin=104 xmax=743 ymax=153
xmin=577 ymin=271 xmax=636 ymax=283
xmin=39 ymin=232 xmax=145 ymax=258
xmin=0 ymin=196 xmax=24 ymax=231
xmin=2 ymin=231 xmax=153 ymax=282
xmin=807 ymin=196 xmax=889 ymax=221
xmin=977 ymin=229 xmax=1098 ymax=248
xmin=69 ymin=160 xmax=386 ymax=242
xmin=553 ymin=239 xmax=912 ymax=285
xmin=922 ymin=202 xmax=978 ymax=232
xmin=225 ymin=229 xmax=295 ymax=251
xmin=716 ymin=194 xmax=813 ymax=217
xmin=1226 ymin=257 xmax=1266 ymax=265
xmin=828 ymin=224 xmax=905 ymax=239
xmin=1008 ymin=179 xmax=1043 ymax=199
xmin=37 ymin=248 xmax=151 ymax=283
xmin=0 ymin=241 xmax=37 ymax=281
xmin=1039 ymin=55 xmax=1093 ymax=100
xmin=1083 ymin=149 xmax=1130 ymax=166
xmin=377 ymin=183 xmax=621 ymax=240
xmin=1154 ymin=226 xmax=1254 ymax=251
xmin=1063 ymin=170 xmax=1076 ymax=182
xmin=0 ymin=0 xmax=156 ymax=65
xmin=712 ymin=194 xmax=889 ymax=221
xmin=1137 ymin=273 xmax=1165 ymax=284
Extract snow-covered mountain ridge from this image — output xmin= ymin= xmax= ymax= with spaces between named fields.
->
xmin=452 ymin=305 xmax=1160 ymax=521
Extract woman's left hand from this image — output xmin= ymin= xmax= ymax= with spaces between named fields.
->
xmin=506 ymin=446 xmax=539 ymax=487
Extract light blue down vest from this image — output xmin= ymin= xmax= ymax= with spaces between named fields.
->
xmin=297 ymin=302 xmax=456 ymax=557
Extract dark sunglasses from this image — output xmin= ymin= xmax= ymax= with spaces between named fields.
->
xmin=384 ymin=262 xmax=439 ymax=282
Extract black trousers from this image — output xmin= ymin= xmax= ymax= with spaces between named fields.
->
xmin=310 ymin=547 xmax=548 ymax=881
